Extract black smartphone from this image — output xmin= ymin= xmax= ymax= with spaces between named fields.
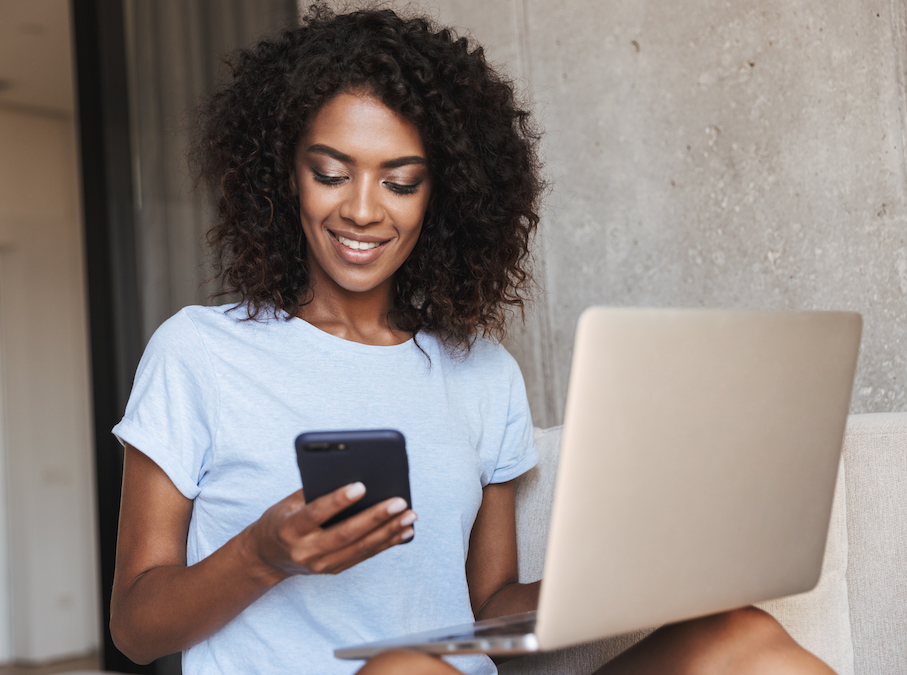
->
xmin=295 ymin=429 xmax=413 ymax=533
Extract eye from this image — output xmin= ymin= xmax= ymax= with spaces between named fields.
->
xmin=384 ymin=180 xmax=422 ymax=195
xmin=311 ymin=169 xmax=346 ymax=186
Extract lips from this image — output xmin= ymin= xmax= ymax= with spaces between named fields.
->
xmin=327 ymin=229 xmax=391 ymax=264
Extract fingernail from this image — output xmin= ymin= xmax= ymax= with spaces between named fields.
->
xmin=401 ymin=528 xmax=415 ymax=541
xmin=346 ymin=482 xmax=365 ymax=499
xmin=400 ymin=511 xmax=417 ymax=526
xmin=386 ymin=497 xmax=407 ymax=515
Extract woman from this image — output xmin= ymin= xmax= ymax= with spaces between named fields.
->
xmin=110 ymin=5 xmax=835 ymax=675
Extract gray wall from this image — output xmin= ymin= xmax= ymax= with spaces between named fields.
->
xmin=424 ymin=0 xmax=907 ymax=427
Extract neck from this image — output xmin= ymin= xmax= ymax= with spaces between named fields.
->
xmin=296 ymin=278 xmax=411 ymax=346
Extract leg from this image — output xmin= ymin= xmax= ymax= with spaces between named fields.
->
xmin=594 ymin=607 xmax=835 ymax=675
xmin=356 ymin=650 xmax=464 ymax=675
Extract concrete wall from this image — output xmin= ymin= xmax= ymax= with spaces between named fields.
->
xmin=411 ymin=0 xmax=907 ymax=428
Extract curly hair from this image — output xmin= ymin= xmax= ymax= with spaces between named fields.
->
xmin=193 ymin=3 xmax=544 ymax=350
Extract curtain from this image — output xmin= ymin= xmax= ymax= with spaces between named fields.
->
xmin=125 ymin=0 xmax=297 ymax=343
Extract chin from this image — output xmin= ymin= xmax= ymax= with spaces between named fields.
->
xmin=331 ymin=274 xmax=392 ymax=296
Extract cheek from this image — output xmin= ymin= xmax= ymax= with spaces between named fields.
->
xmin=297 ymin=188 xmax=331 ymax=226
xmin=404 ymin=194 xmax=431 ymax=234
xmin=400 ymin=214 xmax=426 ymax=250
xmin=401 ymin=221 xmax=425 ymax=260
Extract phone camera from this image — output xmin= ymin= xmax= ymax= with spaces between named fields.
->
xmin=306 ymin=442 xmax=331 ymax=451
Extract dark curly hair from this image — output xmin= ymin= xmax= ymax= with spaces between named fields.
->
xmin=193 ymin=3 xmax=544 ymax=350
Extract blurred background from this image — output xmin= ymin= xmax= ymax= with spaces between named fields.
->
xmin=0 ymin=0 xmax=904 ymax=673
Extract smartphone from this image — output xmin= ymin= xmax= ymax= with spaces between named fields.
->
xmin=295 ymin=429 xmax=413 ymax=533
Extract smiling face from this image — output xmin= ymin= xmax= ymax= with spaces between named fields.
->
xmin=292 ymin=91 xmax=431 ymax=309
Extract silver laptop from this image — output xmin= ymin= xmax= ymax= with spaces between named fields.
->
xmin=336 ymin=307 xmax=862 ymax=659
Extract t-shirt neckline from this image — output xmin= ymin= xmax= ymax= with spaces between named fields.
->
xmin=287 ymin=312 xmax=419 ymax=354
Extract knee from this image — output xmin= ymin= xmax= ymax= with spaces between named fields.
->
xmin=358 ymin=650 xmax=461 ymax=675
xmin=710 ymin=606 xmax=790 ymax=644
xmin=674 ymin=607 xmax=829 ymax=675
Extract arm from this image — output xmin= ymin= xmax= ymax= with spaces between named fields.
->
xmin=110 ymin=444 xmax=416 ymax=664
xmin=465 ymin=480 xmax=540 ymax=620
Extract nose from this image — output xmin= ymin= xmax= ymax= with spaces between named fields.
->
xmin=339 ymin=180 xmax=383 ymax=226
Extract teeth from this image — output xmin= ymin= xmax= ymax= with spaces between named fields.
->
xmin=336 ymin=234 xmax=380 ymax=251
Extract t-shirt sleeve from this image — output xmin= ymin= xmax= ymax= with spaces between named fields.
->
xmin=487 ymin=349 xmax=539 ymax=484
xmin=112 ymin=309 xmax=218 ymax=499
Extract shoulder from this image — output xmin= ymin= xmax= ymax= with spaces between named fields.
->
xmin=178 ymin=302 xmax=282 ymax=330
xmin=150 ymin=303 xmax=284 ymax=346
xmin=427 ymin=333 xmax=523 ymax=384
xmin=464 ymin=335 xmax=521 ymax=373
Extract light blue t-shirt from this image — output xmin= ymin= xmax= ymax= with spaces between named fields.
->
xmin=113 ymin=304 xmax=538 ymax=675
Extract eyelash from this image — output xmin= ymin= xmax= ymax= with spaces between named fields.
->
xmin=311 ymin=170 xmax=345 ymax=186
xmin=310 ymin=170 xmax=422 ymax=195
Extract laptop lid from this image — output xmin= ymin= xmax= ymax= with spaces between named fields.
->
xmin=535 ymin=308 xmax=861 ymax=649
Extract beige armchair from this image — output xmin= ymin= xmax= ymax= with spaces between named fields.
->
xmin=502 ymin=413 xmax=907 ymax=675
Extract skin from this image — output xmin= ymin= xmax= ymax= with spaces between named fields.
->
xmin=111 ymin=90 xmax=835 ymax=675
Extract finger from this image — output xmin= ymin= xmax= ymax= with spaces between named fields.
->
xmin=314 ymin=495 xmax=408 ymax=546
xmin=309 ymin=508 xmax=417 ymax=574
xmin=323 ymin=521 xmax=416 ymax=575
xmin=287 ymin=482 xmax=366 ymax=536
xmin=281 ymin=495 xmax=409 ymax=572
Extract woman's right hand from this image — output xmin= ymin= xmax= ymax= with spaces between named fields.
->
xmin=246 ymin=482 xmax=417 ymax=580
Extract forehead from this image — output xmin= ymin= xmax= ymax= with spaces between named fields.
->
xmin=301 ymin=91 xmax=426 ymax=159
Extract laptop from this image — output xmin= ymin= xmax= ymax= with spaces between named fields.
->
xmin=336 ymin=307 xmax=862 ymax=659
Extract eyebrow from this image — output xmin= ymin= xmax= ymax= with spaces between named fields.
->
xmin=307 ymin=144 xmax=427 ymax=169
